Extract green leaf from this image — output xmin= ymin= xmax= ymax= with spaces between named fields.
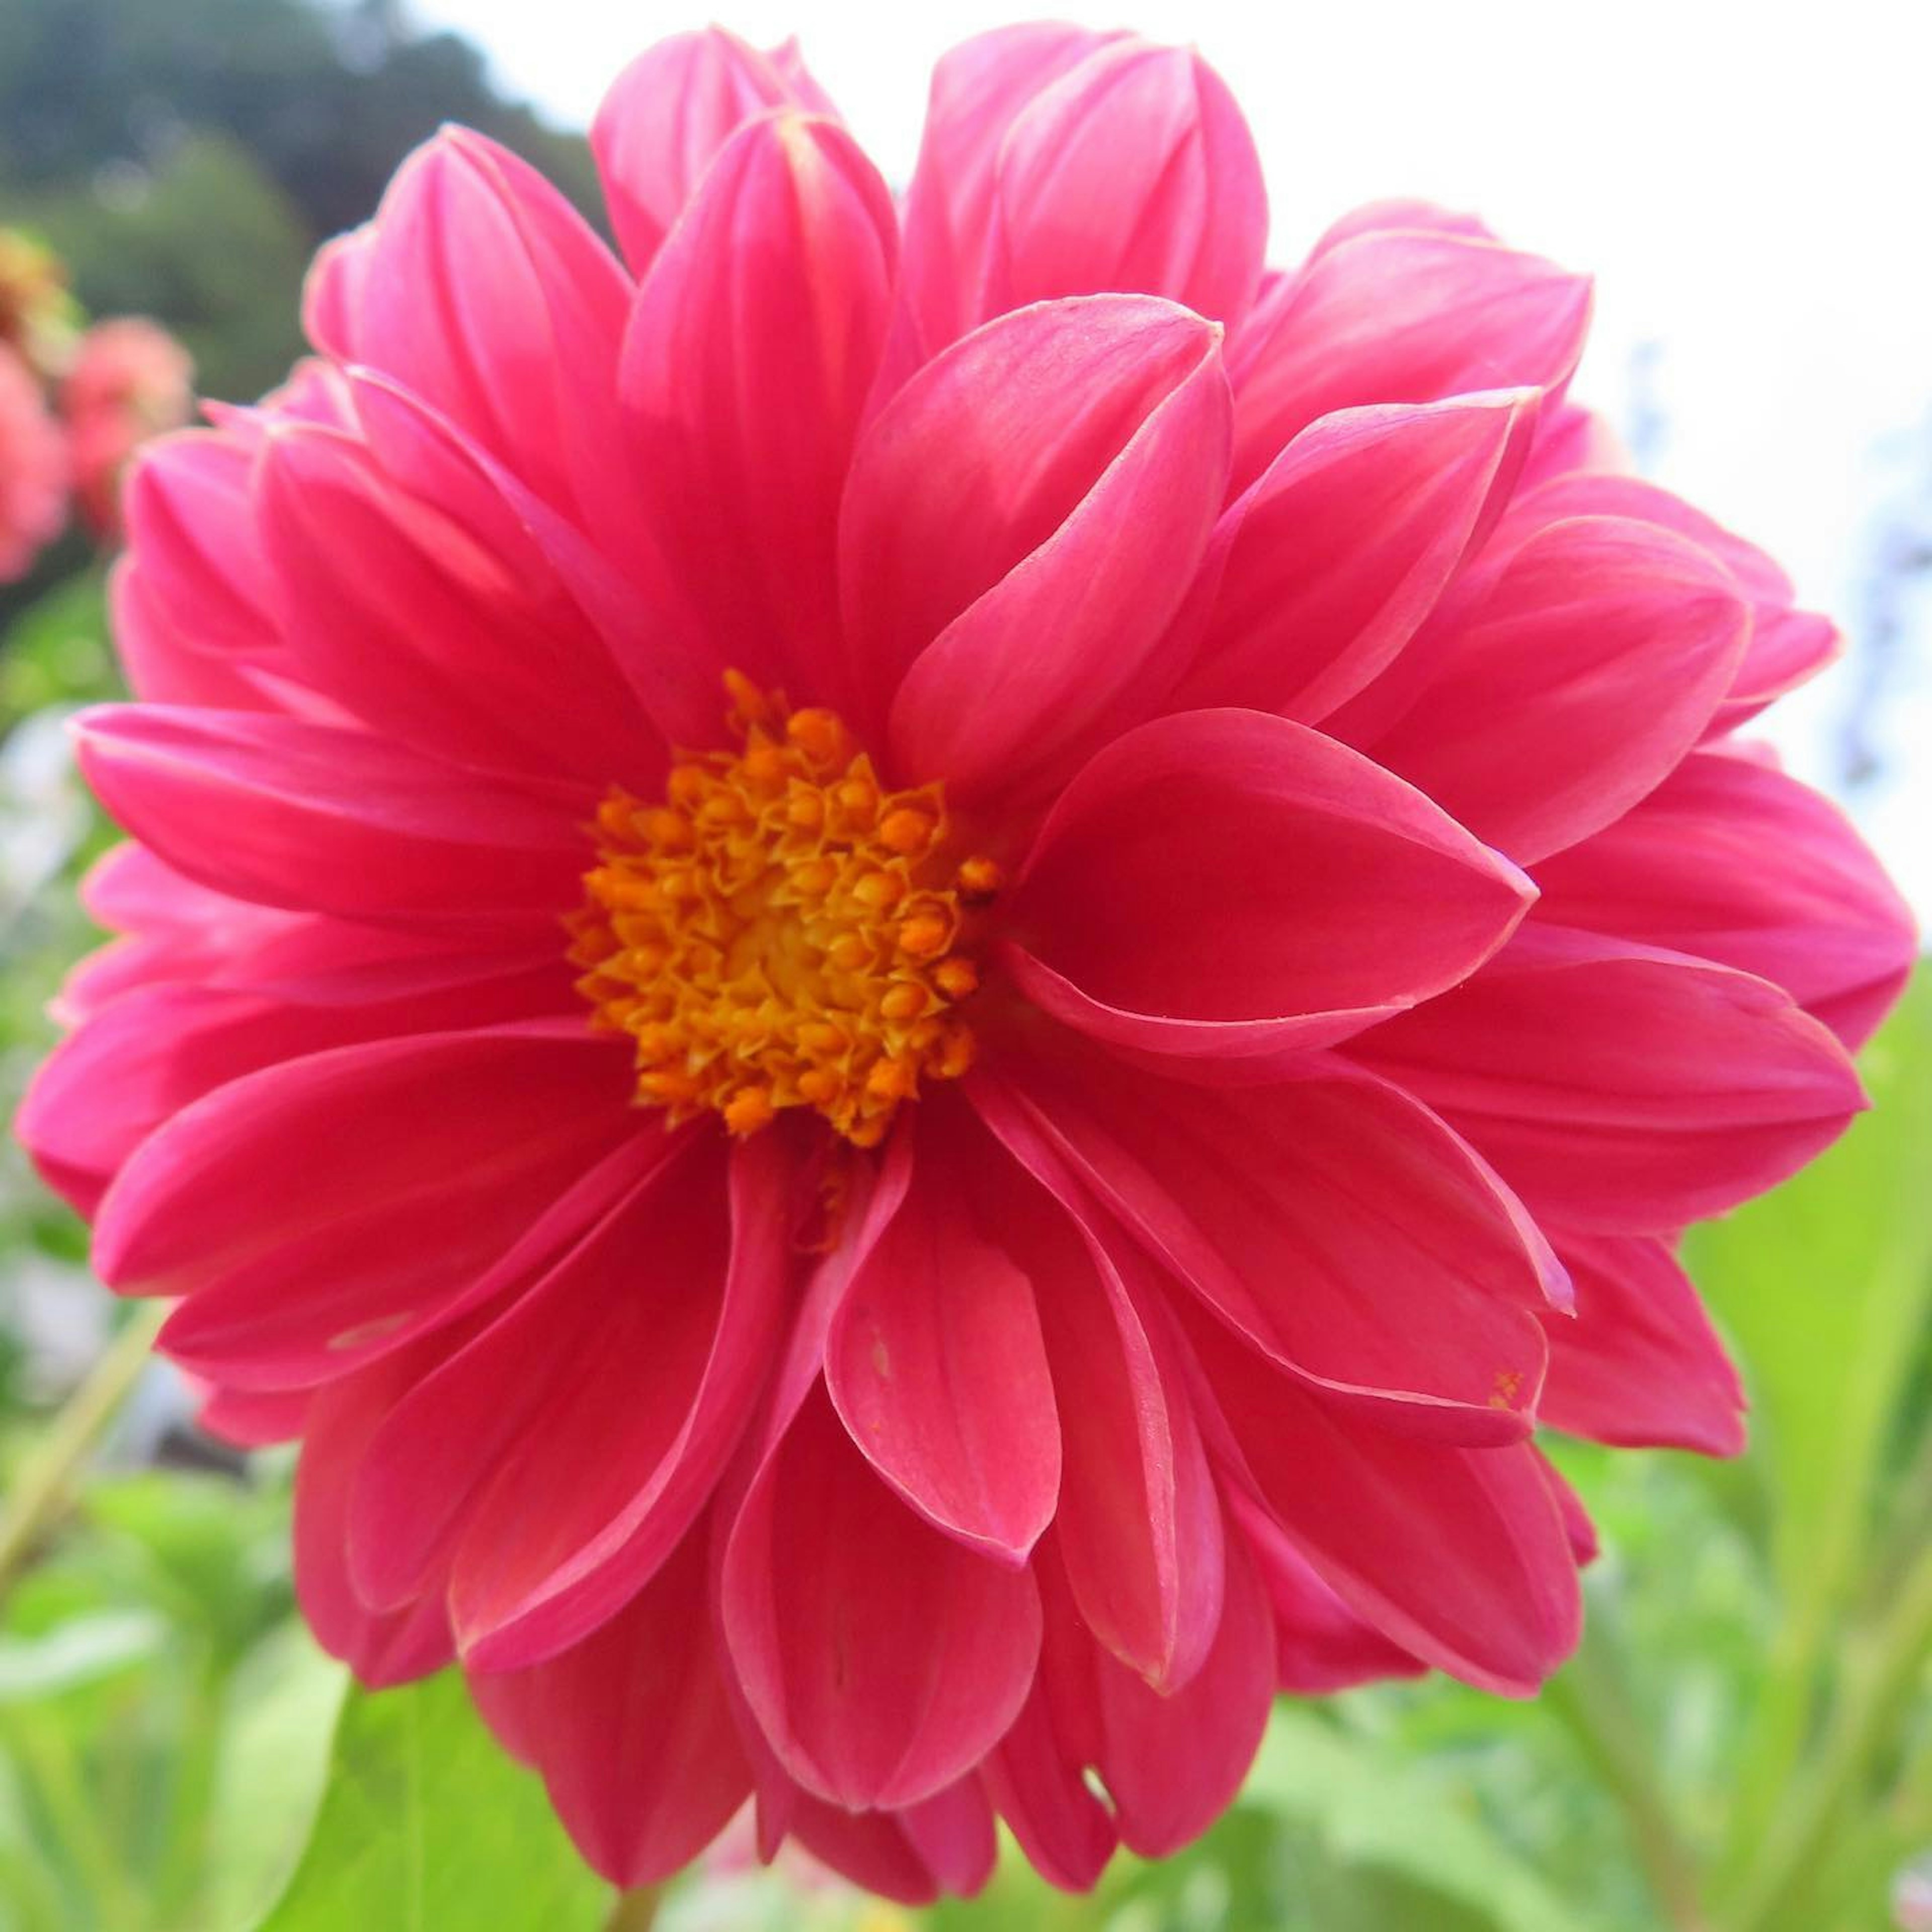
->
xmin=203 ymin=1626 xmax=346 ymax=1932
xmin=1688 ymin=973 xmax=1932 ymax=1609
xmin=1238 ymin=1706 xmax=1603 ymax=1932
xmin=1685 ymin=972 xmax=1932 ymax=1879
xmin=252 ymin=1669 xmax=612 ymax=1932
xmin=0 ymin=1608 xmax=164 ymax=1702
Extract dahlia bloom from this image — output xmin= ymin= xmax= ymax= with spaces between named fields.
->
xmin=20 ymin=24 xmax=1915 ymax=1903
xmin=0 ymin=342 xmax=66 ymax=583
xmin=60 ymin=317 xmax=194 ymax=538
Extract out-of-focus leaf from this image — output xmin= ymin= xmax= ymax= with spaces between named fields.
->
xmin=1688 ymin=974 xmax=1932 ymax=1611
xmin=0 ymin=1608 xmax=163 ymax=1701
xmin=204 ymin=1625 xmax=345 ymax=1932
xmin=83 ymin=1469 xmax=294 ymax=1665
xmin=1241 ymin=1706 xmax=1601 ymax=1932
xmin=0 ymin=568 xmax=114 ymax=723
xmin=1686 ymin=973 xmax=1932 ymax=1874
xmin=253 ymin=1668 xmax=612 ymax=1932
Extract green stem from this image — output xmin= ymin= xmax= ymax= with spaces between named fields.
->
xmin=1544 ymin=1624 xmax=1710 ymax=1932
xmin=604 ymin=1884 xmax=665 ymax=1931
xmin=1723 ymin=1530 xmax=1932 ymax=1932
xmin=0 ymin=1302 xmax=167 ymax=1599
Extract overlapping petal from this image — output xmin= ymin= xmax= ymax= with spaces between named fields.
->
xmin=978 ymin=1045 xmax=1561 ymax=1440
xmin=73 ymin=705 xmax=585 ymax=933
xmin=1173 ymin=391 xmax=1540 ymax=720
xmin=467 ymin=1525 xmax=753 ymax=1887
xmin=721 ymin=1382 xmax=1044 ymax=1811
xmin=843 ymin=295 xmax=1230 ymax=794
xmin=1003 ymin=708 xmax=1535 ymax=1060
xmin=1360 ymin=515 xmax=1751 ymax=862
xmin=350 ymin=129 xmax=632 ymax=528
xmin=1535 ymin=749 xmax=1916 ymax=1050
xmin=591 ymin=28 xmax=832 ymax=274
xmin=96 ymin=1027 xmax=637 ymax=1382
xmin=1353 ymin=924 xmax=1868 ymax=1233
xmin=1188 ymin=1309 xmax=1580 ymax=1696
xmin=1229 ymin=229 xmax=1592 ymax=491
xmin=1539 ymin=1232 xmax=1746 ymax=1455
xmin=621 ymin=111 xmax=897 ymax=696
xmin=826 ymin=1117 xmax=1060 ymax=1567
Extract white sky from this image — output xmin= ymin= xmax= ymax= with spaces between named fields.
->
xmin=415 ymin=0 xmax=1931 ymax=918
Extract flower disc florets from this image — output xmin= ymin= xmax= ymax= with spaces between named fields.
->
xmin=570 ymin=675 xmax=987 ymax=1145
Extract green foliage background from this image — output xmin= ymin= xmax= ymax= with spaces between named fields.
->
xmin=2 ymin=3 xmax=1928 ymax=1927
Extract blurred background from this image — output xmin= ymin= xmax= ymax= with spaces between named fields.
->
xmin=1 ymin=2 xmax=1927 ymax=1928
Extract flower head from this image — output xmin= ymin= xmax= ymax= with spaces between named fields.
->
xmin=20 ymin=23 xmax=1916 ymax=1904
xmin=0 ymin=342 xmax=66 ymax=583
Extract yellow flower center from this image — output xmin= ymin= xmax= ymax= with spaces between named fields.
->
xmin=570 ymin=674 xmax=995 ymax=1147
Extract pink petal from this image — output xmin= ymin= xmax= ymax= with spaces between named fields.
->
xmin=720 ymin=1382 xmax=1041 ymax=1811
xmin=72 ymin=705 xmax=584 ymax=934
xmin=1037 ymin=1526 xmax=1276 ymax=1859
xmin=1542 ymin=1452 xmax=1600 ymax=1566
xmin=196 ymin=1382 xmax=308 ymax=1448
xmin=467 ymin=1524 xmax=751 ymax=1887
xmin=1230 ymin=230 xmax=1591 ymax=492
xmin=1363 ymin=515 xmax=1749 ymax=863
xmin=990 ymin=41 xmax=1266 ymax=329
xmin=881 ymin=24 xmax=1122 ymax=389
xmin=294 ymin=1344 xmax=454 ymax=1686
xmin=985 ymin=1683 xmax=1117 ymax=1891
xmin=1535 ymin=748 xmax=1916 ymax=1053
xmin=779 ymin=1778 xmax=996 ymax=1905
xmin=111 ymin=560 xmax=282 ymax=713
xmin=1492 ymin=470 xmax=1839 ymax=728
xmin=1173 ymin=391 xmax=1540 ymax=721
xmin=1309 ymin=200 xmax=1498 ymax=254
xmin=766 ymin=40 xmax=839 ymax=116
xmin=826 ymin=1116 xmax=1059 ymax=1567
xmin=1190 ymin=1310 xmax=1580 ymax=1695
xmin=1233 ymin=1499 xmax=1426 ymax=1693
xmin=56 ymin=847 xmax=295 ymax=1018
xmin=301 ymin=223 xmax=374 ymax=360
xmin=341 ymin=368 xmax=704 ymax=756
xmin=367 ymin=1136 xmax=789 ymax=1670
xmin=620 ymin=111 xmax=897 ymax=699
xmin=883 ymin=315 xmax=1230 ymax=804
xmin=253 ymin=422 xmax=655 ymax=785
xmin=1003 ymin=707 xmax=1535 ymax=1062
xmin=93 ymin=1026 xmax=636 ymax=1381
xmin=977 ymin=1048 xmax=1560 ymax=1442
xmin=1014 ymin=1174 xmax=1225 ymax=1692
xmin=121 ymin=431 xmax=281 ymax=668
xmin=897 ymin=1779 xmax=1000 ymax=1898
xmin=1353 ymin=923 xmax=1869 ymax=1233
xmin=355 ymin=129 xmax=632 ymax=526
xmin=841 ymin=295 xmax=1224 ymax=740
xmin=591 ymin=28 xmax=820 ymax=274
xmin=18 ymin=961 xmax=564 ymax=1218
xmin=1519 ymin=398 xmax=1631 ymax=487
xmin=1539 ymin=1232 xmax=1746 ymax=1455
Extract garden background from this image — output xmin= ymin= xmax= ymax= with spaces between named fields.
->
xmin=2 ymin=3 xmax=1928 ymax=1927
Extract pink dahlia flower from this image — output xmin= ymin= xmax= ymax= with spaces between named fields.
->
xmin=0 ymin=341 xmax=66 ymax=582
xmin=60 ymin=317 xmax=194 ymax=538
xmin=20 ymin=23 xmax=1916 ymax=1903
